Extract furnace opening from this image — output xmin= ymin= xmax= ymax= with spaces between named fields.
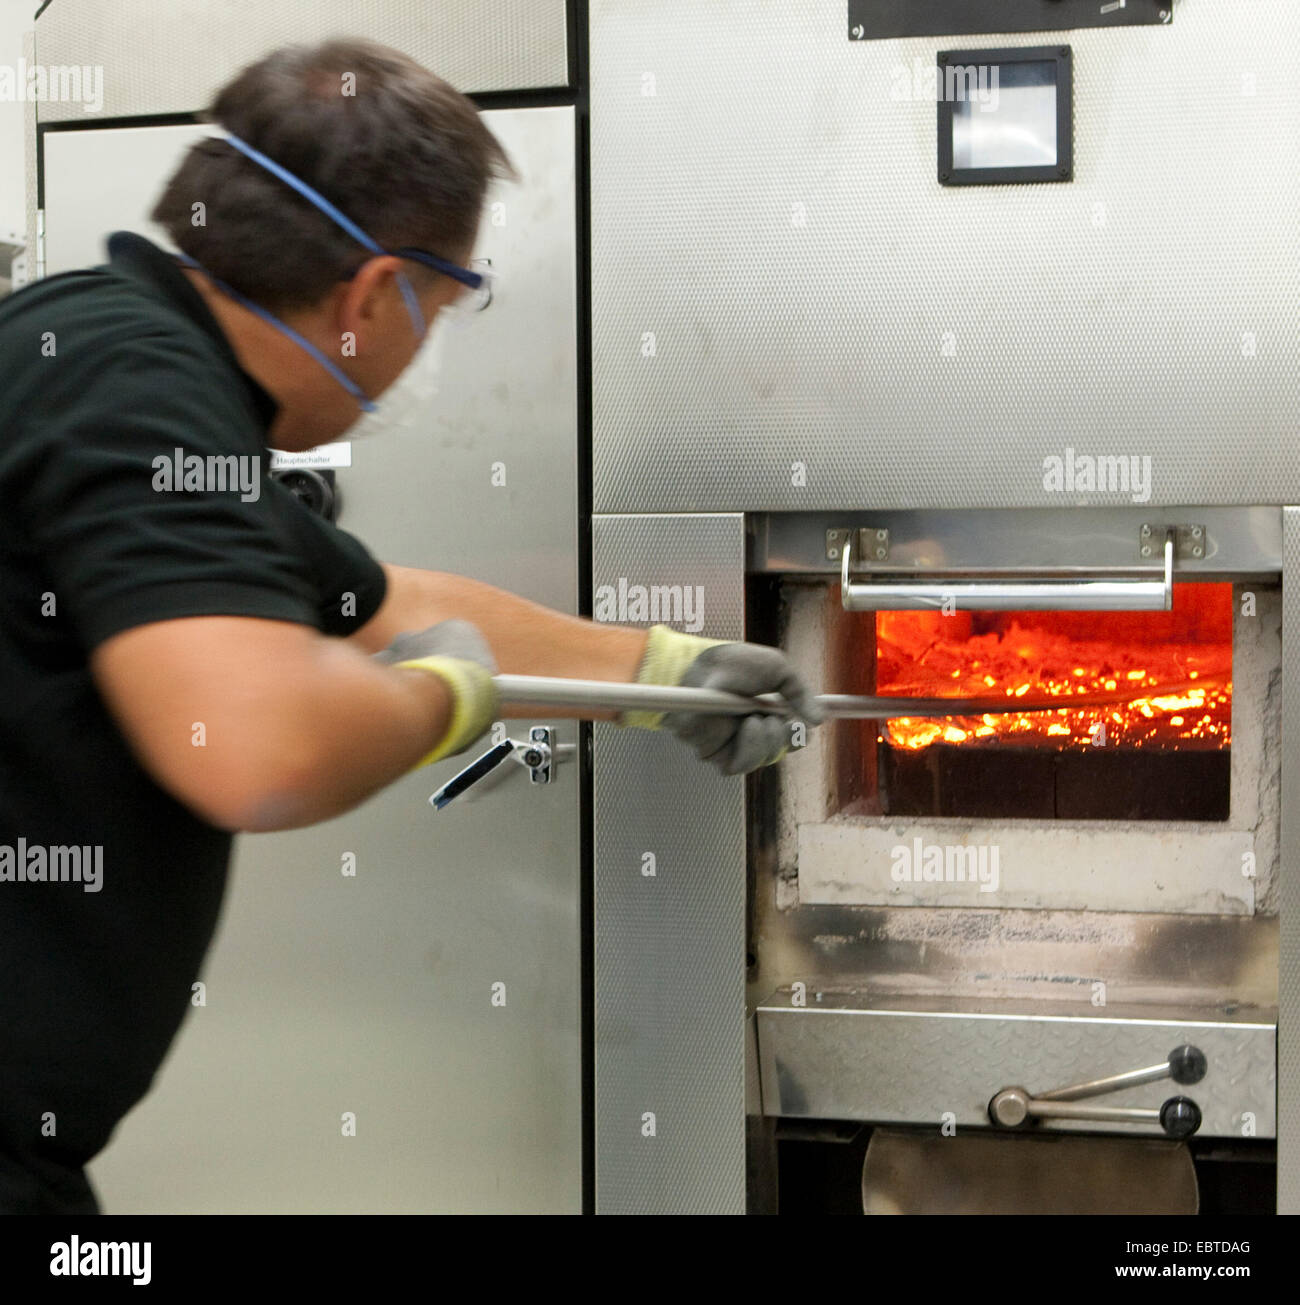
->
xmin=858 ymin=583 xmax=1233 ymax=822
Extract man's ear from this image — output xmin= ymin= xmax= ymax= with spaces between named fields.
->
xmin=335 ymin=255 xmax=408 ymax=346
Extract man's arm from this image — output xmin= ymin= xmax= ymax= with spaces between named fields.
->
xmin=351 ymin=564 xmax=650 ymax=720
xmin=92 ymin=615 xmax=458 ymax=834
xmin=92 ymin=568 xmax=649 ymax=833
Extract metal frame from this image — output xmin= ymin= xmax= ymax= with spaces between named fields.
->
xmin=753 ymin=507 xmax=1284 ymax=577
xmin=754 ymin=510 xmax=1282 ymax=1125
xmin=594 ymin=506 xmax=1287 ymax=1207
xmin=590 ymin=0 xmax=1294 ymax=1212
xmin=1278 ymin=510 xmax=1300 ymax=1212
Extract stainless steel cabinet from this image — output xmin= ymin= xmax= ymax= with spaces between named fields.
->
xmin=42 ymin=107 xmax=581 ymax=1213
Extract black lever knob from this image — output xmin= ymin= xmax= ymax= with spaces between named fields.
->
xmin=1159 ymin=1095 xmax=1202 ymax=1139
xmin=1168 ymin=1045 xmax=1207 ymax=1085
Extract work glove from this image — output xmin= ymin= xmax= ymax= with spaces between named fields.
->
xmin=374 ymin=619 xmax=499 ymax=766
xmin=622 ymin=624 xmax=823 ymax=775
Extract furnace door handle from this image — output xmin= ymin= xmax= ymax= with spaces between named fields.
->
xmin=428 ymin=728 xmax=573 ymax=810
xmin=989 ymin=1044 xmax=1206 ymax=1139
xmin=840 ymin=529 xmax=1174 ymax=612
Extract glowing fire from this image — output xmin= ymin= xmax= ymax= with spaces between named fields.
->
xmin=875 ymin=583 xmax=1232 ymax=751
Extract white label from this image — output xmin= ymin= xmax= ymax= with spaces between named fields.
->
xmin=268 ymin=442 xmax=352 ymax=470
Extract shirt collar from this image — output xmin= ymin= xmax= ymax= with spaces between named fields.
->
xmin=105 ymin=232 xmax=279 ymax=431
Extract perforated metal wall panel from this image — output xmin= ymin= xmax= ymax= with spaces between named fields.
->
xmin=36 ymin=0 xmax=568 ymax=121
xmin=66 ymin=108 xmax=584 ymax=1214
xmin=592 ymin=514 xmax=747 ymax=1214
xmin=589 ymin=0 xmax=1300 ymax=512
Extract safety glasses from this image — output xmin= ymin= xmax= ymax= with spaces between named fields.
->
xmin=394 ymin=250 xmax=494 ymax=316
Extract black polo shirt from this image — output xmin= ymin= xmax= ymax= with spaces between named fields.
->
xmin=0 ymin=232 xmax=387 ymax=1209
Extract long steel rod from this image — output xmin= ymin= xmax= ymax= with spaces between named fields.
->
xmin=492 ymin=674 xmax=1215 ymax=721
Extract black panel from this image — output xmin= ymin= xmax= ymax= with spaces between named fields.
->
xmin=849 ymin=0 xmax=1171 ymax=41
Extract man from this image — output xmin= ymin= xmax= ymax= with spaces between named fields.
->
xmin=0 ymin=39 xmax=819 ymax=1213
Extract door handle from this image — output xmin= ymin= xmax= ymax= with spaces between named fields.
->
xmin=839 ymin=528 xmax=1174 ymax=612
xmin=429 ymin=727 xmax=574 ymax=810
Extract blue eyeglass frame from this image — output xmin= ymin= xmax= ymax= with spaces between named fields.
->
xmin=390 ymin=248 xmax=487 ymax=292
xmin=339 ymin=249 xmax=492 ymax=320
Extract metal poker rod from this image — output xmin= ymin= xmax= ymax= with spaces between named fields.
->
xmin=492 ymin=674 xmax=1215 ymax=721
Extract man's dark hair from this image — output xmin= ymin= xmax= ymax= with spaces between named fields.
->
xmin=152 ymin=39 xmax=516 ymax=310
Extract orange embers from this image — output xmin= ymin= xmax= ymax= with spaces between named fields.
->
xmin=875 ymin=583 xmax=1232 ymax=751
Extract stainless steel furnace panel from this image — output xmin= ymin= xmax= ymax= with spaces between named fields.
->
xmin=41 ymin=107 xmax=582 ymax=1213
xmin=756 ymin=998 xmax=1276 ymax=1139
xmin=589 ymin=0 xmax=1300 ymax=512
xmin=34 ymin=0 xmax=569 ymax=121
xmin=592 ymin=514 xmax=747 ymax=1213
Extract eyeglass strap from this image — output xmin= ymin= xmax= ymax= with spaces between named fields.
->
xmin=218 ymin=130 xmax=426 ymax=338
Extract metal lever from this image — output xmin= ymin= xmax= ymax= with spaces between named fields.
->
xmin=429 ymin=727 xmax=571 ymax=810
xmin=840 ymin=529 xmax=1174 ymax=612
xmin=989 ymin=1044 xmax=1206 ymax=1139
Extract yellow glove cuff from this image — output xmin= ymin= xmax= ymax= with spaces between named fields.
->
xmin=622 ymin=624 xmax=727 ymax=730
xmin=397 ymin=655 xmax=499 ymax=767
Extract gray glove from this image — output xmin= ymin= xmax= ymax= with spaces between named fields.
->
xmin=625 ymin=625 xmax=823 ymax=775
xmin=372 ymin=619 xmax=497 ymax=671
xmin=373 ymin=619 xmax=499 ymax=765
